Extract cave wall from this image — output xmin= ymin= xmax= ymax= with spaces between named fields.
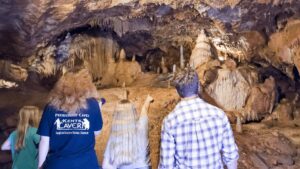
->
xmin=0 ymin=0 xmax=300 ymax=119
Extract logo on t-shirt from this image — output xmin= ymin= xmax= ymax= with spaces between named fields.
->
xmin=54 ymin=118 xmax=90 ymax=130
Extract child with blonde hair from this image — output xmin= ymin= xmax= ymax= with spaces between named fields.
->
xmin=103 ymin=95 xmax=154 ymax=169
xmin=1 ymin=106 xmax=41 ymax=169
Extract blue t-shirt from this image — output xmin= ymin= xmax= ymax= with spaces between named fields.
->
xmin=37 ymin=98 xmax=103 ymax=169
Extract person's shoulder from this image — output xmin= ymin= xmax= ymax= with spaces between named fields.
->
xmin=201 ymin=100 xmax=227 ymax=118
xmin=44 ymin=103 xmax=57 ymax=112
xmin=27 ymin=127 xmax=39 ymax=137
xmin=28 ymin=127 xmax=38 ymax=133
xmin=162 ymin=104 xmax=183 ymax=128
xmin=10 ymin=130 xmax=17 ymax=138
xmin=87 ymin=97 xmax=98 ymax=105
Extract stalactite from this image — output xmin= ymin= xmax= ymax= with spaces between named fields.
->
xmin=68 ymin=34 xmax=119 ymax=83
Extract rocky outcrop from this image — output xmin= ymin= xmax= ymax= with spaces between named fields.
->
xmin=0 ymin=60 xmax=28 ymax=82
xmin=206 ymin=66 xmax=258 ymax=111
xmin=0 ymin=79 xmax=18 ymax=89
xmin=242 ymin=76 xmax=276 ymax=121
xmin=267 ymin=19 xmax=300 ymax=78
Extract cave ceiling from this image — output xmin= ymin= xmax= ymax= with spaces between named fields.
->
xmin=0 ymin=0 xmax=299 ymax=63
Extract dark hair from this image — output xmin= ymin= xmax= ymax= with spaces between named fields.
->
xmin=172 ymin=68 xmax=200 ymax=98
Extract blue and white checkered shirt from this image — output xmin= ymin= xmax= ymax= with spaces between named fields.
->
xmin=158 ymin=97 xmax=239 ymax=169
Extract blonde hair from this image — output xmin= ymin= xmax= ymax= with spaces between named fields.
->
xmin=16 ymin=106 xmax=40 ymax=151
xmin=48 ymin=68 xmax=98 ymax=114
xmin=108 ymin=100 xmax=139 ymax=166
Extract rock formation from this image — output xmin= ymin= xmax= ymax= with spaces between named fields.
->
xmin=0 ymin=79 xmax=18 ymax=89
xmin=189 ymin=30 xmax=212 ymax=68
xmin=0 ymin=60 xmax=28 ymax=81
xmin=242 ymin=76 xmax=276 ymax=121
xmin=114 ymin=49 xmax=142 ymax=86
xmin=206 ymin=66 xmax=258 ymax=111
xmin=160 ymin=57 xmax=168 ymax=74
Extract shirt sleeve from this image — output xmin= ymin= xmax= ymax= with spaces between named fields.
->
xmin=9 ymin=132 xmax=15 ymax=157
xmin=91 ymin=98 xmax=103 ymax=131
xmin=31 ymin=128 xmax=41 ymax=144
xmin=102 ymin=138 xmax=115 ymax=169
xmin=137 ymin=114 xmax=148 ymax=136
xmin=158 ymin=120 xmax=175 ymax=169
xmin=221 ymin=116 xmax=239 ymax=166
xmin=37 ymin=105 xmax=53 ymax=137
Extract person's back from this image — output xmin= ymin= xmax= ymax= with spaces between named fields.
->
xmin=158 ymin=67 xmax=239 ymax=169
xmin=102 ymin=95 xmax=153 ymax=169
xmin=10 ymin=127 xmax=40 ymax=169
xmin=160 ymin=97 xmax=238 ymax=168
xmin=1 ymin=106 xmax=41 ymax=169
xmin=38 ymin=98 xmax=102 ymax=169
xmin=37 ymin=68 xmax=103 ymax=169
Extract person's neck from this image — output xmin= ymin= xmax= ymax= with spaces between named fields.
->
xmin=181 ymin=95 xmax=198 ymax=101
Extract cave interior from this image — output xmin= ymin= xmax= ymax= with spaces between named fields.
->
xmin=1 ymin=0 xmax=300 ymax=168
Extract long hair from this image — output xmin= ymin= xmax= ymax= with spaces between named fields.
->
xmin=108 ymin=100 xmax=140 ymax=166
xmin=16 ymin=106 xmax=40 ymax=151
xmin=48 ymin=68 xmax=98 ymax=114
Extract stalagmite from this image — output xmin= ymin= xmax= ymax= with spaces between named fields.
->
xmin=157 ymin=67 xmax=161 ymax=74
xmin=132 ymin=55 xmax=136 ymax=62
xmin=180 ymin=45 xmax=185 ymax=69
xmin=172 ymin=64 xmax=176 ymax=74
xmin=236 ymin=117 xmax=243 ymax=133
xmin=114 ymin=49 xmax=142 ymax=86
xmin=161 ymin=57 xmax=168 ymax=74
xmin=62 ymin=66 xmax=67 ymax=75
xmin=189 ymin=30 xmax=212 ymax=68
xmin=120 ymin=48 xmax=126 ymax=61
xmin=123 ymin=89 xmax=128 ymax=100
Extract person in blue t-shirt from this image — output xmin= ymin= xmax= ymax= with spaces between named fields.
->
xmin=37 ymin=68 xmax=104 ymax=169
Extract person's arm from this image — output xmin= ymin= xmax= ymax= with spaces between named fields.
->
xmin=95 ymin=98 xmax=105 ymax=137
xmin=221 ymin=116 xmax=239 ymax=169
xmin=38 ymin=136 xmax=49 ymax=169
xmin=92 ymin=98 xmax=103 ymax=135
xmin=158 ymin=121 xmax=175 ymax=169
xmin=94 ymin=130 xmax=101 ymax=136
xmin=140 ymin=95 xmax=154 ymax=117
xmin=102 ymin=139 xmax=116 ymax=169
xmin=1 ymin=138 xmax=11 ymax=150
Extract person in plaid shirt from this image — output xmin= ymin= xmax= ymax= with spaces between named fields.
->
xmin=158 ymin=68 xmax=239 ymax=169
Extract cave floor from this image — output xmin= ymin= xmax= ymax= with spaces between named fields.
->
xmin=0 ymin=73 xmax=300 ymax=169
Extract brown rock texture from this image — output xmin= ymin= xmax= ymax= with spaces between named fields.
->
xmin=242 ymin=76 xmax=276 ymax=121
